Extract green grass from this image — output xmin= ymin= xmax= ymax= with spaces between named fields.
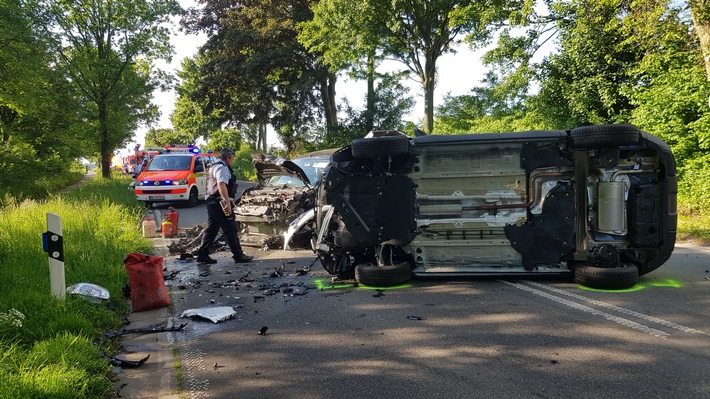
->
xmin=677 ymin=206 xmax=710 ymax=245
xmin=0 ymin=174 xmax=153 ymax=399
xmin=0 ymin=167 xmax=85 ymax=204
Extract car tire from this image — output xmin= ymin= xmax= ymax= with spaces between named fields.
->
xmin=144 ymin=201 xmax=153 ymax=208
xmin=351 ymin=135 xmax=409 ymax=159
xmin=354 ymin=262 xmax=412 ymax=286
xmin=570 ymin=124 xmax=641 ymax=148
xmin=187 ymin=187 xmax=199 ymax=207
xmin=573 ymin=264 xmax=639 ymax=290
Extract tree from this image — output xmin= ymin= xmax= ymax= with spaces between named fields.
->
xmin=205 ymin=128 xmax=242 ymax=153
xmin=434 ymin=71 xmax=535 ymax=134
xmin=0 ymin=0 xmax=53 ymax=143
xmin=304 ymin=0 xmax=519 ymax=134
xmin=46 ymin=0 xmax=181 ymax=177
xmin=184 ymin=0 xmax=335 ymax=153
xmin=327 ymin=74 xmax=414 ymax=147
xmin=144 ymin=127 xmax=196 ymax=148
xmin=298 ymin=0 xmax=386 ymax=132
xmin=171 ymin=56 xmax=220 ymax=143
xmin=689 ymin=0 xmax=710 ymax=81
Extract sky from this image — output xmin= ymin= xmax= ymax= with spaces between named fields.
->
xmin=124 ymin=2 xmax=496 ymax=154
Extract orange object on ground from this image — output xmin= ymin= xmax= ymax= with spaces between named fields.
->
xmin=167 ymin=206 xmax=179 ymax=235
xmin=123 ymin=253 xmax=170 ymax=312
xmin=161 ymin=219 xmax=173 ymax=238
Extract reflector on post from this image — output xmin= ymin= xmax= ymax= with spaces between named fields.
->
xmin=42 ymin=212 xmax=65 ymax=300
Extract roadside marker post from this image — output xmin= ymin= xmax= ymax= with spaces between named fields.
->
xmin=41 ymin=212 xmax=65 ymax=300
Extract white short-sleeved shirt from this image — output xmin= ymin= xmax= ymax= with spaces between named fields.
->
xmin=212 ymin=162 xmax=231 ymax=185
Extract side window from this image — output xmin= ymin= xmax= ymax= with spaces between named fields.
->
xmin=194 ymin=156 xmax=204 ymax=173
xmin=204 ymin=156 xmax=216 ymax=169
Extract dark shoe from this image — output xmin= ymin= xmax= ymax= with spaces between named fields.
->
xmin=196 ymin=256 xmax=217 ymax=264
xmin=233 ymin=253 xmax=254 ymax=263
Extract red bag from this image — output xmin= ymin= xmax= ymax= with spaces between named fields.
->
xmin=123 ymin=253 xmax=170 ymax=312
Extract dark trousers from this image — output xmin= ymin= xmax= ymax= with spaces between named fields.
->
xmin=197 ymin=198 xmax=243 ymax=257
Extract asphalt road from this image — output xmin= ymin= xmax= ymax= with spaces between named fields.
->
xmin=139 ymin=203 xmax=710 ymax=399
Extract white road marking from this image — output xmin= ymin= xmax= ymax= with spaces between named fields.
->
xmin=522 ymin=280 xmax=709 ymax=336
xmin=501 ymin=280 xmax=670 ymax=338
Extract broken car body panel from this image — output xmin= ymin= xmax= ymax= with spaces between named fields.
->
xmin=235 ymin=149 xmax=336 ymax=248
xmin=313 ymin=125 xmax=677 ymax=289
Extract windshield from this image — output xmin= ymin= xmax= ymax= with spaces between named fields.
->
xmin=265 ymin=156 xmax=330 ymax=187
xmin=146 ymin=155 xmax=193 ymax=171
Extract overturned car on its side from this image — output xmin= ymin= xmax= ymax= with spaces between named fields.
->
xmin=308 ymin=124 xmax=677 ymax=289
xmin=234 ymin=150 xmax=335 ymax=249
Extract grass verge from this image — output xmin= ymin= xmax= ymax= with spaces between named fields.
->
xmin=0 ymin=174 xmax=152 ymax=399
xmin=677 ymin=208 xmax=710 ymax=245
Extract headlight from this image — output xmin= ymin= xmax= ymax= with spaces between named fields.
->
xmin=174 ymin=179 xmax=188 ymax=185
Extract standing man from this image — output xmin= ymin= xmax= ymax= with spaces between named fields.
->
xmin=196 ymin=147 xmax=254 ymax=264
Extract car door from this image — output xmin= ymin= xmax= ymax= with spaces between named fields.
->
xmin=193 ymin=156 xmax=208 ymax=197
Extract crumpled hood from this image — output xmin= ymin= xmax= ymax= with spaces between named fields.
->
xmin=251 ymin=154 xmax=311 ymax=185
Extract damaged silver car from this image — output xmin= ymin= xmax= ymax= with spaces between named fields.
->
xmin=234 ymin=149 xmax=335 ymax=248
xmin=312 ymin=124 xmax=677 ymax=290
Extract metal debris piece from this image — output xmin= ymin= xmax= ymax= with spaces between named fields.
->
xmin=66 ymin=283 xmax=110 ymax=303
xmin=179 ymin=306 xmax=237 ymax=323
xmin=93 ymin=323 xmax=187 ymax=368
xmin=288 ymin=286 xmax=307 ymax=295
xmin=164 ymin=270 xmax=179 ymax=280
xmin=108 ymin=354 xmax=150 ymax=368
xmin=406 ymin=316 xmax=423 ymax=320
xmin=270 ymin=265 xmax=285 ymax=278
xmin=167 ymin=225 xmax=205 ymax=255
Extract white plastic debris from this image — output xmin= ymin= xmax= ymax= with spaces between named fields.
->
xmin=179 ymin=306 xmax=236 ymax=323
xmin=66 ymin=283 xmax=110 ymax=303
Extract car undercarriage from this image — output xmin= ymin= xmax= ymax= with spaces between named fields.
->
xmin=313 ymin=125 xmax=677 ymax=289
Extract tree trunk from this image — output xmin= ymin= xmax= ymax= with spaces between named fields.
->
xmin=422 ymin=56 xmax=437 ymax=134
xmin=258 ymin=123 xmax=267 ymax=152
xmin=690 ymin=0 xmax=710 ymax=81
xmin=0 ymin=106 xmax=18 ymax=143
xmin=321 ymin=73 xmax=338 ymax=129
xmin=366 ymin=52 xmax=375 ymax=132
xmin=99 ymin=100 xmax=112 ymax=178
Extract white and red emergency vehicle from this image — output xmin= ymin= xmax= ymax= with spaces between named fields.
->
xmin=134 ymin=144 xmax=218 ymax=207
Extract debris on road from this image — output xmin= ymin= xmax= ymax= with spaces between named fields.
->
xmin=258 ymin=326 xmax=268 ymax=335
xmin=94 ymin=322 xmax=187 ymax=367
xmin=180 ymin=306 xmax=237 ymax=323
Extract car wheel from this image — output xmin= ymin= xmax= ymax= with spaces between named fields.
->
xmin=354 ymin=262 xmax=412 ymax=286
xmin=144 ymin=201 xmax=153 ymax=208
xmin=573 ymin=264 xmax=639 ymax=290
xmin=570 ymin=124 xmax=641 ymax=148
xmin=187 ymin=187 xmax=199 ymax=207
xmin=351 ymin=135 xmax=409 ymax=159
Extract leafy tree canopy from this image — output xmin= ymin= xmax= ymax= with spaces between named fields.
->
xmin=46 ymin=0 xmax=181 ymax=177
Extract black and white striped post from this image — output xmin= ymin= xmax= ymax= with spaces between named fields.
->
xmin=41 ymin=212 xmax=65 ymax=300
